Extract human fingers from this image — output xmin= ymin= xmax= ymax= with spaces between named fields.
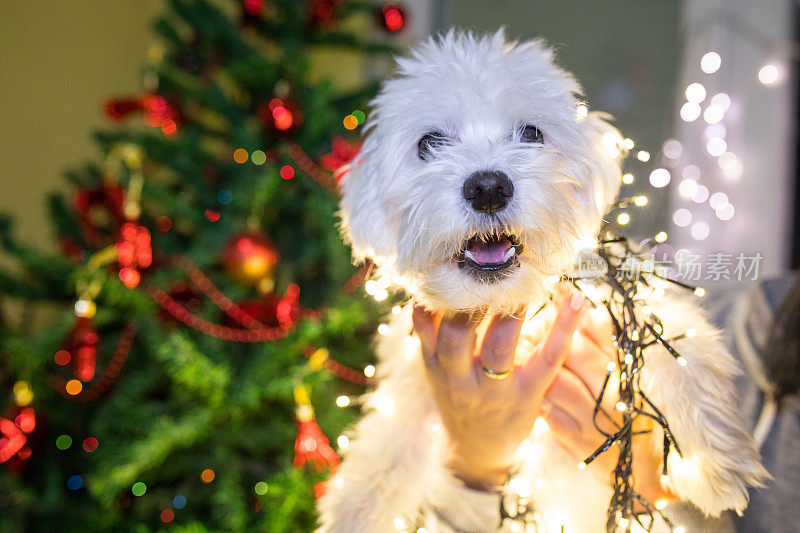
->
xmin=518 ymin=292 xmax=584 ymax=394
xmin=543 ymin=368 xmax=602 ymax=439
xmin=579 ymin=305 xmax=615 ymax=354
xmin=478 ymin=307 xmax=527 ymax=383
xmin=412 ymin=304 xmax=445 ymax=376
xmin=435 ymin=310 xmax=480 ymax=381
xmin=563 ymin=330 xmax=615 ymax=399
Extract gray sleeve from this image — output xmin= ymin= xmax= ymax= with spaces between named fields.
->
xmin=661 ymin=501 xmax=736 ymax=533
xmin=424 ymin=482 xmax=507 ymax=533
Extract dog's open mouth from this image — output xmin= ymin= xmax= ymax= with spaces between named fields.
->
xmin=455 ymin=233 xmax=523 ymax=281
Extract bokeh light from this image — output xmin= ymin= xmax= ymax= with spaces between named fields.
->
xmin=218 ymin=189 xmax=233 ymax=205
xmin=173 ymin=495 xmax=187 ymax=509
xmin=251 ymin=149 xmax=267 ymax=165
xmin=685 ymin=82 xmax=706 ymax=103
xmin=758 ymin=64 xmax=780 ymax=85
xmin=65 ymin=379 xmax=83 ymax=396
xmin=201 ymin=469 xmax=215 ymax=483
xmin=132 ymin=482 xmax=147 ymax=496
xmin=67 ymin=475 xmax=83 ymax=490
xmin=56 ymin=434 xmax=73 ymax=450
xmin=83 ymin=437 xmax=99 ymax=453
xmin=680 ymin=102 xmax=701 ymax=122
xmin=161 ymin=509 xmax=175 ymax=523
xmin=233 ymin=148 xmax=248 ymax=164
xmin=673 ymin=209 xmax=692 ymax=227
xmin=700 ymin=52 xmax=721 ymax=73
xmin=352 ymin=110 xmax=366 ymax=124
xmin=254 ymin=482 xmax=269 ymax=495
xmin=280 ymin=165 xmax=295 ymax=180
xmin=691 ymin=221 xmax=710 ymax=240
xmin=649 ymin=168 xmax=671 ymax=188
xmin=54 ymin=350 xmax=71 ymax=366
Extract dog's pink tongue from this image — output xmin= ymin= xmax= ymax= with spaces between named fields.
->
xmin=468 ymin=237 xmax=512 ymax=264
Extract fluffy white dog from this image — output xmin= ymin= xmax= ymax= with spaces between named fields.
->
xmin=318 ymin=30 xmax=766 ymax=532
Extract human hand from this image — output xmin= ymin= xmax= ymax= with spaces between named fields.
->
xmin=542 ymin=304 xmax=677 ymax=505
xmin=412 ymin=293 xmax=585 ymax=490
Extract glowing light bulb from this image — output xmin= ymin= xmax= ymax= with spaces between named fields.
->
xmin=619 ymin=517 xmax=630 ymax=528
xmin=710 ymin=92 xmax=731 ymax=110
xmin=364 ymin=365 xmax=376 ymax=377
xmin=678 ymin=179 xmax=698 ymax=199
xmin=706 ymin=137 xmax=727 ymax=156
xmin=622 ymin=173 xmax=634 ymax=184
xmin=680 ymin=102 xmax=701 ymax=122
xmin=649 ymin=168 xmax=671 ymax=188
xmin=377 ymin=324 xmax=390 ymax=335
xmin=636 ymin=150 xmax=651 ymax=162
xmin=534 ymin=417 xmax=549 ymax=434
xmin=686 ymin=328 xmax=697 ymax=338
xmin=703 ymin=104 xmax=724 ymax=124
xmin=694 ymin=287 xmax=706 ymax=297
xmin=685 ymin=82 xmax=706 ymax=103
xmin=634 ymin=195 xmax=648 ymax=206
xmin=336 ymin=395 xmax=351 ymax=407
xmin=674 ymin=527 xmax=686 ymax=533
xmin=622 ymin=138 xmax=635 ymax=150
xmin=617 ymin=212 xmax=630 ymax=225
xmin=578 ymin=461 xmax=587 ymax=470
xmin=576 ymin=104 xmax=588 ymax=119
xmin=660 ymin=474 xmax=670 ymax=485
xmin=337 ymin=435 xmax=350 ymax=449
xmin=616 ymin=401 xmax=627 ymax=412
xmin=700 ymin=52 xmax=721 ymax=73
xmin=758 ymin=64 xmax=780 ymax=85
xmin=677 ymin=356 xmax=688 ymax=367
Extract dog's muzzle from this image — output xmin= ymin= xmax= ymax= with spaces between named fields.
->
xmin=455 ymin=233 xmax=523 ymax=282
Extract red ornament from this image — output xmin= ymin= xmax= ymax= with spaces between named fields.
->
xmin=74 ymin=181 xmax=125 ymax=246
xmin=69 ymin=318 xmax=99 ymax=382
xmin=258 ymin=96 xmax=304 ymax=138
xmin=222 ymin=231 xmax=279 ymax=285
xmin=221 ymin=284 xmax=299 ymax=330
xmin=320 ymin=137 xmax=361 ymax=184
xmin=378 ymin=3 xmax=406 ymax=32
xmin=115 ymin=222 xmax=152 ymax=289
xmin=308 ymin=0 xmax=341 ymax=28
xmin=293 ymin=419 xmax=340 ymax=471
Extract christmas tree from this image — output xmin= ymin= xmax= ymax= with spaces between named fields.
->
xmin=0 ymin=1 xmax=408 ymax=530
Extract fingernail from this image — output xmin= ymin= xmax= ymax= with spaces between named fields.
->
xmin=570 ymin=292 xmax=584 ymax=311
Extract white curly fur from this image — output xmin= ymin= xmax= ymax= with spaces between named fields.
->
xmin=319 ymin=30 xmax=767 ymax=532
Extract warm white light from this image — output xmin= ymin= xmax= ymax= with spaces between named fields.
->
xmin=672 ymin=209 xmax=692 ymax=227
xmin=691 ymin=185 xmax=709 ymax=203
xmin=578 ymin=461 xmax=587 ymax=470
xmin=662 ymin=139 xmax=683 ymax=159
xmin=677 ymin=356 xmax=688 ymax=367
xmin=364 ymin=365 xmax=376 ymax=377
xmin=619 ymin=518 xmax=630 ymax=528
xmin=637 ymin=150 xmax=651 ymax=162
xmin=674 ymin=527 xmax=686 ymax=533
xmin=74 ymin=299 xmax=92 ymax=317
xmin=576 ymin=104 xmax=588 ymax=119
xmin=700 ymin=52 xmax=721 ymax=73
xmin=685 ymin=82 xmax=706 ymax=103
xmin=704 ymin=123 xmax=727 ymax=141
xmin=634 ymin=195 xmax=648 ymax=206
xmin=691 ymin=221 xmax=710 ymax=241
xmin=336 ymin=395 xmax=351 ymax=407
xmin=616 ymin=401 xmax=627 ymax=412
xmin=703 ymin=104 xmax=724 ymax=124
xmin=718 ymin=152 xmax=738 ymax=171
xmin=710 ymin=92 xmax=731 ymax=110
xmin=709 ymin=192 xmax=729 ymax=209
xmin=682 ymin=165 xmax=700 ymax=181
xmin=680 ymin=102 xmax=701 ymax=122
xmin=378 ymin=324 xmax=390 ymax=335
xmin=624 ymin=353 xmax=634 ymax=365
xmin=758 ymin=64 xmax=780 ymax=85
xmin=534 ymin=417 xmax=549 ymax=434
xmin=716 ymin=203 xmax=735 ymax=220
xmin=678 ymin=179 xmax=698 ymax=199
xmin=337 ymin=435 xmax=350 ymax=449
xmin=655 ymin=499 xmax=669 ymax=510
xmin=364 ymin=279 xmax=377 ymax=295
xmin=706 ymin=137 xmax=727 ymax=157
xmin=655 ymin=231 xmax=668 ymax=243
xmin=649 ymin=168 xmax=671 ymax=188
xmin=617 ymin=212 xmax=631 ymax=225
xmin=694 ymin=287 xmax=706 ymax=297
xmin=373 ymin=288 xmax=389 ymax=301
xmin=622 ymin=138 xmax=635 ymax=150
xmin=392 ymin=305 xmax=402 ymax=315
xmin=394 ymin=517 xmax=407 ymax=530
xmin=622 ymin=173 xmax=634 ymax=185
xmin=375 ymin=392 xmax=394 ymax=415
xmin=686 ymin=328 xmax=697 ymax=338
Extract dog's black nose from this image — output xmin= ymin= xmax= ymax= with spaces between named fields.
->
xmin=462 ymin=171 xmax=513 ymax=214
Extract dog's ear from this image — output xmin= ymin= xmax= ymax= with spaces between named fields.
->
xmin=579 ymin=111 xmax=624 ymax=215
xmin=338 ymin=128 xmax=399 ymax=264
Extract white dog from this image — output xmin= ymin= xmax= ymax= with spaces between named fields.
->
xmin=318 ymin=30 xmax=766 ymax=532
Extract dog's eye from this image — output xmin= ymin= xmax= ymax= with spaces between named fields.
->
xmin=520 ymin=125 xmax=544 ymax=144
xmin=417 ymin=131 xmax=448 ymax=160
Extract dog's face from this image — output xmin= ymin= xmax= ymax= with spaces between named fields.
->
xmin=341 ymin=30 xmax=623 ymax=311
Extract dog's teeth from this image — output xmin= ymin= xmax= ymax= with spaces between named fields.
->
xmin=502 ymin=246 xmax=516 ymax=262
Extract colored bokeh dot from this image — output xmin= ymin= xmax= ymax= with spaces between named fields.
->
xmin=205 ymin=209 xmax=220 ymax=222
xmin=119 ymin=267 xmax=141 ymax=288
xmin=83 ymin=437 xmax=99 ymax=453
xmin=160 ymin=509 xmax=175 ymax=523
xmin=343 ymin=114 xmax=358 ymax=130
xmin=217 ymin=189 xmax=233 ymax=205
xmin=65 ymin=379 xmax=83 ymax=396
xmin=13 ymin=381 xmax=34 ymax=406
xmin=352 ymin=110 xmax=366 ymax=124
xmin=67 ymin=475 xmax=83 ymax=490
xmin=54 ymin=349 xmax=71 ymax=366
xmin=156 ymin=215 xmax=173 ymax=232
xmin=254 ymin=481 xmax=268 ymax=495
xmin=251 ymin=149 xmax=267 ymax=165
xmin=233 ymin=148 xmax=248 ymax=164
xmin=201 ymin=469 xmax=215 ymax=483
xmin=132 ymin=481 xmax=147 ymax=497
xmin=56 ymin=434 xmax=72 ymax=450
xmin=279 ymin=166 xmax=294 ymax=180
xmin=173 ymin=494 xmax=187 ymax=509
